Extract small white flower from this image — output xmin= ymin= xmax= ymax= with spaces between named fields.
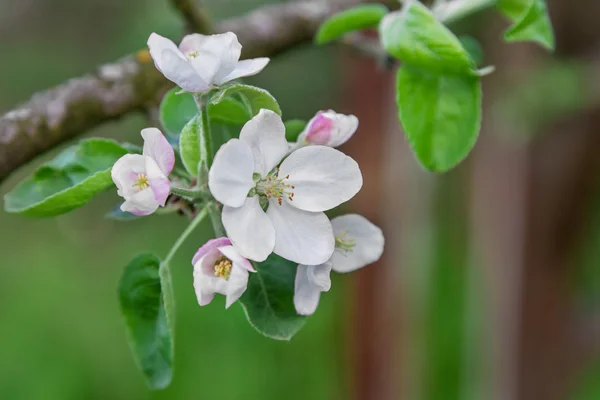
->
xmin=294 ymin=214 xmax=384 ymax=315
xmin=111 ymin=128 xmax=174 ymax=216
xmin=193 ymin=237 xmax=255 ymax=308
xmin=147 ymin=32 xmax=270 ymax=93
xmin=208 ymin=109 xmax=363 ymax=265
xmin=292 ymin=110 xmax=359 ymax=149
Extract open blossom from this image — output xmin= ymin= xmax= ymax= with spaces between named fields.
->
xmin=193 ymin=237 xmax=255 ymax=308
xmin=208 ymin=109 xmax=363 ymax=265
xmin=111 ymin=128 xmax=174 ymax=216
xmin=292 ymin=110 xmax=358 ymax=149
xmin=147 ymin=32 xmax=270 ymax=93
xmin=294 ymin=214 xmax=384 ymax=315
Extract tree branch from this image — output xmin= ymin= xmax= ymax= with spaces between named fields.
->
xmin=0 ymin=0 xmax=366 ymax=183
xmin=170 ymin=0 xmax=213 ymax=34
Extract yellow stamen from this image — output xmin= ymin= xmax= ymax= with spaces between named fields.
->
xmin=214 ymin=256 xmax=232 ymax=280
xmin=132 ymin=173 xmax=149 ymax=191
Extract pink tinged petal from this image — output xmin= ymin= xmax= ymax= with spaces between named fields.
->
xmin=279 ymin=146 xmax=363 ymax=212
xmin=225 ymin=264 xmax=250 ymax=309
xmin=294 ymin=264 xmax=326 ymax=316
xmin=111 ymin=154 xmax=147 ymax=198
xmin=330 ymin=214 xmax=385 ymax=273
xmin=222 ymin=196 xmax=275 ymax=262
xmin=218 ymin=245 xmax=255 ymax=272
xmin=141 ymin=128 xmax=175 ymax=175
xmin=239 ymin=109 xmax=288 ymax=176
xmin=192 ymin=237 xmax=232 ymax=265
xmin=120 ymin=189 xmax=159 ymax=216
xmin=302 ymin=112 xmax=334 ymax=145
xmin=193 ymin=259 xmax=217 ymax=306
xmin=181 ymin=32 xmax=241 ymax=85
xmin=328 ymin=112 xmax=359 ymax=147
xmin=266 ymin=201 xmax=334 ymax=265
xmin=145 ymin=157 xmax=170 ymax=206
xmin=208 ymin=139 xmax=256 ymax=207
xmin=218 ymin=58 xmax=270 ymax=84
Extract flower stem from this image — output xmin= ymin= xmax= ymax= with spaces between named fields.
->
xmin=170 ymin=184 xmax=208 ymax=200
xmin=194 ymin=92 xmax=214 ymax=180
xmin=164 ymin=203 xmax=210 ymax=265
xmin=208 ymin=201 xmax=226 ymax=237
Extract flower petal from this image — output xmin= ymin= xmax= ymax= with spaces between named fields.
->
xmin=193 ymin=260 xmax=217 ymax=306
xmin=120 ymin=189 xmax=159 ymax=216
xmin=267 ymin=201 xmax=334 ymax=265
xmin=218 ymin=245 xmax=255 ymax=272
xmin=279 ymin=146 xmax=363 ymax=212
xmin=148 ymin=33 xmax=209 ymax=93
xmin=225 ymin=264 xmax=250 ymax=309
xmin=330 ymin=214 xmax=384 ymax=273
xmin=192 ymin=237 xmax=232 ymax=265
xmin=208 ymin=139 xmax=256 ymax=207
xmin=328 ymin=112 xmax=359 ymax=147
xmin=239 ymin=109 xmax=288 ymax=176
xmin=308 ymin=262 xmax=332 ymax=291
xmin=294 ymin=264 xmax=326 ymax=316
xmin=141 ymin=127 xmax=175 ymax=175
xmin=145 ymin=157 xmax=170 ymax=207
xmin=218 ymin=58 xmax=270 ymax=84
xmin=222 ymin=196 xmax=275 ymax=262
xmin=181 ymin=32 xmax=241 ymax=85
xmin=111 ymin=154 xmax=146 ymax=198
xmin=299 ymin=111 xmax=334 ymax=145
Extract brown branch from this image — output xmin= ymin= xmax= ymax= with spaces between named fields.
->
xmin=170 ymin=0 xmax=213 ymax=34
xmin=0 ymin=0 xmax=368 ymax=183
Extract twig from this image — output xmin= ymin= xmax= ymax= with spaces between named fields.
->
xmin=0 ymin=0 xmax=364 ymax=183
xmin=170 ymin=0 xmax=213 ymax=34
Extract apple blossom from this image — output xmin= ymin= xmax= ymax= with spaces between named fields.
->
xmin=208 ymin=109 xmax=363 ymax=265
xmin=147 ymin=32 xmax=270 ymax=93
xmin=294 ymin=214 xmax=384 ymax=315
xmin=111 ymin=128 xmax=174 ymax=216
xmin=291 ymin=110 xmax=359 ymax=149
xmin=193 ymin=237 xmax=255 ymax=308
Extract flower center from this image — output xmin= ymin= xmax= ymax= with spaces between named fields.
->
xmin=255 ymin=168 xmax=295 ymax=206
xmin=132 ymin=173 xmax=149 ymax=191
xmin=214 ymin=256 xmax=232 ymax=280
xmin=187 ymin=51 xmax=199 ymax=59
xmin=335 ymin=231 xmax=356 ymax=254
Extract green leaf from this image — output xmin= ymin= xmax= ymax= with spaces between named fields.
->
xmin=209 ymin=96 xmax=252 ymax=125
xmin=119 ymin=254 xmax=174 ymax=390
xmin=315 ymin=4 xmax=389 ymax=44
xmin=284 ymin=119 xmax=307 ymax=142
xmin=159 ymin=88 xmax=197 ymax=137
xmin=458 ymin=36 xmax=484 ymax=66
xmin=240 ymin=254 xmax=306 ymax=340
xmin=4 ymin=139 xmax=127 ymax=217
xmin=379 ymin=1 xmax=474 ymax=74
xmin=179 ymin=115 xmax=203 ymax=176
xmin=498 ymin=0 xmax=555 ymax=50
xmin=396 ymin=65 xmax=482 ymax=172
xmin=212 ymin=84 xmax=281 ymax=117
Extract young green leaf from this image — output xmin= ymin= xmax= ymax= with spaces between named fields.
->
xmin=379 ymin=1 xmax=474 ymax=74
xmin=498 ymin=0 xmax=555 ymax=50
xmin=119 ymin=254 xmax=174 ymax=390
xmin=212 ymin=84 xmax=281 ymax=117
xmin=284 ymin=119 xmax=307 ymax=142
xmin=315 ymin=4 xmax=389 ymax=44
xmin=459 ymin=36 xmax=484 ymax=66
xmin=179 ymin=115 xmax=203 ymax=176
xmin=4 ymin=139 xmax=127 ymax=217
xmin=396 ymin=65 xmax=482 ymax=172
xmin=209 ymin=96 xmax=252 ymax=125
xmin=240 ymin=254 xmax=306 ymax=340
xmin=159 ymin=88 xmax=197 ymax=137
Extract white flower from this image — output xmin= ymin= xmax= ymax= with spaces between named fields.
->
xmin=111 ymin=128 xmax=174 ymax=216
xmin=292 ymin=110 xmax=359 ymax=149
xmin=208 ymin=109 xmax=363 ymax=265
xmin=294 ymin=214 xmax=384 ymax=315
xmin=193 ymin=237 xmax=255 ymax=308
xmin=147 ymin=32 xmax=270 ymax=93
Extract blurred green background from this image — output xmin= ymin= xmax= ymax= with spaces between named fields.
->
xmin=1 ymin=1 xmax=600 ymax=399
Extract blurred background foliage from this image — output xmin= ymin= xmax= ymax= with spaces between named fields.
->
xmin=1 ymin=0 xmax=600 ymax=399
